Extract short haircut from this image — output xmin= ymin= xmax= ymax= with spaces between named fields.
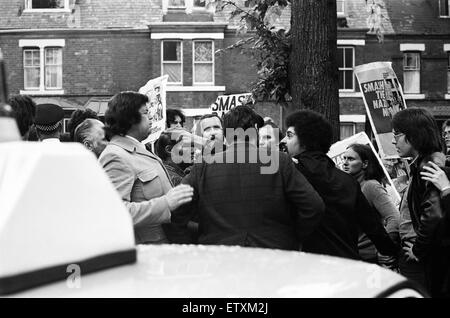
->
xmin=67 ymin=109 xmax=99 ymax=141
xmin=105 ymin=91 xmax=148 ymax=137
xmin=285 ymin=109 xmax=333 ymax=153
xmin=74 ymin=118 xmax=102 ymax=143
xmin=222 ymin=106 xmax=263 ymax=131
xmin=347 ymin=143 xmax=385 ymax=184
xmin=194 ymin=113 xmax=222 ymax=137
xmin=8 ymin=94 xmax=36 ymax=137
xmin=392 ymin=108 xmax=443 ymax=156
xmin=166 ymin=108 xmax=185 ymax=127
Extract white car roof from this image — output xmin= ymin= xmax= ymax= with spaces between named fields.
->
xmin=10 ymin=244 xmax=410 ymax=298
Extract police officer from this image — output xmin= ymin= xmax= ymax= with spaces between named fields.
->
xmin=35 ymin=104 xmax=64 ymax=142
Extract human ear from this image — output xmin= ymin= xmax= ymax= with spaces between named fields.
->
xmin=362 ymin=160 xmax=369 ymax=169
xmin=83 ymin=140 xmax=93 ymax=150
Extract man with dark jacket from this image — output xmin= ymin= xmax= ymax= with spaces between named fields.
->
xmin=280 ymin=110 xmax=398 ymax=260
xmin=171 ymin=106 xmax=325 ymax=250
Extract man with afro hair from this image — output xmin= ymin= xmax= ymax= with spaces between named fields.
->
xmin=281 ymin=109 xmax=398 ymax=260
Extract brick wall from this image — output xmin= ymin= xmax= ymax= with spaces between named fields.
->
xmin=1 ymin=30 xmax=153 ymax=97
xmin=0 ymin=37 xmax=23 ymax=95
xmin=0 ymin=0 xmax=162 ymax=29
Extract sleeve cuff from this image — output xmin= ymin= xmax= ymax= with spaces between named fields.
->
xmin=153 ymin=195 xmax=171 ymax=223
xmin=441 ymin=187 xmax=450 ymax=199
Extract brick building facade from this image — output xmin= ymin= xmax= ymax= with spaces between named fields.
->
xmin=1 ymin=0 xmax=449 ymax=137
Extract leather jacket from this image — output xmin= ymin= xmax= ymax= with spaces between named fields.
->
xmin=408 ymin=152 xmax=446 ymax=259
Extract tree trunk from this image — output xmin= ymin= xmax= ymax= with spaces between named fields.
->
xmin=289 ymin=0 xmax=340 ymax=142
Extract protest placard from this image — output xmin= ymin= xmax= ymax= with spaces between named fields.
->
xmin=139 ymin=75 xmax=168 ymax=144
xmin=327 ymin=131 xmax=400 ymax=203
xmin=354 ymin=62 xmax=407 ymax=159
xmin=210 ymin=93 xmax=253 ymax=118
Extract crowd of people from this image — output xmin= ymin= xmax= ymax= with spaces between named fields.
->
xmin=2 ymin=91 xmax=450 ymax=298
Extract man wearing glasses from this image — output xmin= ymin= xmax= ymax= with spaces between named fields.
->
xmin=280 ymin=109 xmax=398 ymax=261
xmin=391 ymin=108 xmax=447 ymax=297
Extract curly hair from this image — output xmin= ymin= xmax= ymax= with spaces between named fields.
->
xmin=166 ymin=108 xmax=185 ymax=127
xmin=67 ymin=108 xmax=99 ymax=141
xmin=392 ymin=108 xmax=443 ymax=156
xmin=285 ymin=110 xmax=333 ymax=153
xmin=8 ymin=94 xmax=36 ymax=137
xmin=105 ymin=91 xmax=148 ymax=137
xmin=347 ymin=143 xmax=386 ymax=185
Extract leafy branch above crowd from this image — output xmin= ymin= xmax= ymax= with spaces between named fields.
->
xmin=198 ymin=0 xmax=385 ymax=105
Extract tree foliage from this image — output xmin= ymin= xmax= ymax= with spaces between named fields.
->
xmin=201 ymin=0 xmax=383 ymax=107
xmin=206 ymin=0 xmax=291 ymax=104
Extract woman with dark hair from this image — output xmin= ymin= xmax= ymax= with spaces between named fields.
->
xmin=343 ymin=143 xmax=400 ymax=267
xmin=99 ymin=91 xmax=194 ymax=245
xmin=391 ymin=107 xmax=447 ymax=297
xmin=166 ymin=108 xmax=185 ymax=129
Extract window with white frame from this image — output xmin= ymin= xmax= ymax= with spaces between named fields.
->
xmin=44 ymin=48 xmax=63 ymax=89
xmin=403 ymin=52 xmax=421 ymax=94
xmin=25 ymin=0 xmax=69 ymax=10
xmin=22 ymin=44 xmax=63 ymax=92
xmin=439 ymin=0 xmax=450 ymax=17
xmin=337 ymin=46 xmax=354 ymax=90
xmin=340 ymin=122 xmax=355 ymax=140
xmin=162 ymin=41 xmax=183 ymax=84
xmin=193 ymin=40 xmax=214 ymax=85
xmin=23 ymin=49 xmax=41 ymax=89
xmin=337 ymin=0 xmax=345 ymax=15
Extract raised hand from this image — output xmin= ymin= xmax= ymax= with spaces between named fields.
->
xmin=165 ymin=184 xmax=194 ymax=211
xmin=420 ymin=161 xmax=450 ymax=191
